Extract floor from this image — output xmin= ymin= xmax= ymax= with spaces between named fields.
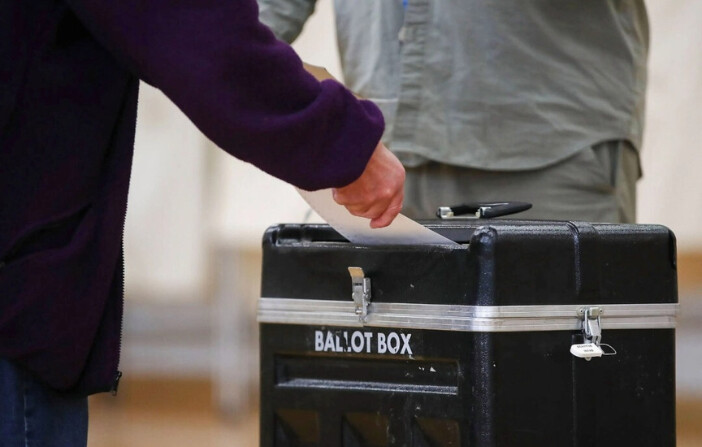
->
xmin=88 ymin=403 xmax=259 ymax=447
xmin=678 ymin=400 xmax=702 ymax=447
xmin=87 ymin=379 xmax=258 ymax=447
xmin=87 ymin=378 xmax=702 ymax=446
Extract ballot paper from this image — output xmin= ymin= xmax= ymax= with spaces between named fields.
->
xmin=297 ymin=188 xmax=458 ymax=246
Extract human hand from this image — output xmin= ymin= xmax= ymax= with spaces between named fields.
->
xmin=332 ymin=143 xmax=405 ymax=228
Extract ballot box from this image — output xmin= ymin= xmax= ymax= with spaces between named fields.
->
xmin=258 ymin=220 xmax=678 ymax=446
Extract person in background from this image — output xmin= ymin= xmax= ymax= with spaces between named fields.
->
xmin=259 ymin=0 xmax=647 ymax=223
xmin=0 ymin=1 xmax=404 ymax=445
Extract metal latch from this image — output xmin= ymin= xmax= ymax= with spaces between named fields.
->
xmin=571 ymin=306 xmax=616 ymax=360
xmin=348 ymin=267 xmax=371 ymax=323
xmin=579 ymin=306 xmax=603 ymax=345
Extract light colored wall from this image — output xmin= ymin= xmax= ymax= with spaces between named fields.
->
xmin=638 ymin=2 xmax=702 ymax=250
xmin=124 ymin=84 xmax=207 ymax=301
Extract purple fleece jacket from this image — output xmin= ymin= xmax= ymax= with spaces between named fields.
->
xmin=0 ymin=0 xmax=384 ymax=395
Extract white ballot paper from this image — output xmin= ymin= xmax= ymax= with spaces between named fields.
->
xmin=297 ymin=188 xmax=458 ymax=246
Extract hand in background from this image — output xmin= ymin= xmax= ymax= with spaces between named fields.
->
xmin=333 ymin=143 xmax=405 ymax=228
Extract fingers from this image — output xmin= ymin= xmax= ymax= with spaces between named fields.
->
xmin=370 ymin=198 xmax=403 ymax=229
xmin=332 ymin=142 xmax=405 ymax=228
xmin=334 ymin=186 xmax=397 ymax=219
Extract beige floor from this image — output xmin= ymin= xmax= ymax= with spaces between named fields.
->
xmin=88 ymin=379 xmax=258 ymax=447
xmin=88 ymin=404 xmax=258 ymax=447
xmin=88 ymin=378 xmax=702 ymax=447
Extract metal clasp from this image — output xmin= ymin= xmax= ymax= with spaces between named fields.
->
xmin=571 ymin=306 xmax=616 ymax=360
xmin=578 ymin=306 xmax=603 ymax=346
xmin=348 ymin=267 xmax=371 ymax=323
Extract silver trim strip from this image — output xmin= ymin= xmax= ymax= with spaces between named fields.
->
xmin=258 ymin=298 xmax=678 ymax=332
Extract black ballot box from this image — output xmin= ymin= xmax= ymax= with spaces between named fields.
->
xmin=258 ymin=220 xmax=678 ymax=447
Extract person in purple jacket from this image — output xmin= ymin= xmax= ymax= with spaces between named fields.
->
xmin=0 ymin=0 xmax=404 ymax=444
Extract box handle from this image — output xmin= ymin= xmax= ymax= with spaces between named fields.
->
xmin=436 ymin=201 xmax=532 ymax=219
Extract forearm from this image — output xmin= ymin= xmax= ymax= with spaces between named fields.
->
xmin=66 ymin=0 xmax=382 ymax=190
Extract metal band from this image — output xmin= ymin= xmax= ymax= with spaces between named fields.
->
xmin=258 ymin=298 xmax=678 ymax=332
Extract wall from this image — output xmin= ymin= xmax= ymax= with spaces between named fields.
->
xmin=124 ymin=84 xmax=207 ymax=302
xmin=638 ymin=2 xmax=702 ymax=249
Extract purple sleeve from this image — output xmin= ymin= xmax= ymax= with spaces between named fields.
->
xmin=65 ymin=0 xmax=384 ymax=190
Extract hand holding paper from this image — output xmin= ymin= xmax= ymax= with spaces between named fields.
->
xmin=333 ymin=142 xmax=405 ymax=228
xmin=297 ymin=187 xmax=457 ymax=246
xmin=302 ymin=62 xmax=404 ymax=228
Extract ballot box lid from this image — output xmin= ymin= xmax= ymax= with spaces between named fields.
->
xmin=260 ymin=220 xmax=678 ymax=312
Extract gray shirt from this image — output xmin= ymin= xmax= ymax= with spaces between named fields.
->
xmin=259 ymin=0 xmax=648 ymax=170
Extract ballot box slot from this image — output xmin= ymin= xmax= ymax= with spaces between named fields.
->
xmin=275 ymin=355 xmax=459 ymax=396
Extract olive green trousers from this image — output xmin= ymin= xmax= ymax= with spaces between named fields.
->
xmin=402 ymin=141 xmax=639 ymax=223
